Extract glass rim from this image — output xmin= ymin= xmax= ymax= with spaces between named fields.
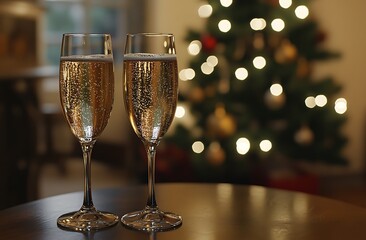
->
xmin=126 ymin=33 xmax=174 ymax=37
xmin=62 ymin=33 xmax=112 ymax=37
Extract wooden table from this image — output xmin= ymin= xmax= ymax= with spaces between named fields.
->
xmin=1 ymin=183 xmax=366 ymax=239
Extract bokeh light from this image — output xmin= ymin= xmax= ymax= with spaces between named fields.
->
xmin=201 ymin=62 xmax=214 ymax=74
xmin=188 ymin=40 xmax=202 ymax=55
xmin=218 ymin=19 xmax=232 ymax=32
xmin=279 ymin=0 xmax=292 ymax=9
xmin=207 ymin=55 xmax=219 ymax=67
xmin=270 ymin=83 xmax=283 ymax=96
xmin=198 ymin=4 xmax=213 ymax=18
xmin=295 ymin=5 xmax=309 ymax=19
xmin=236 ymin=137 xmax=250 ymax=155
xmin=305 ymin=96 xmax=316 ymax=108
xmin=179 ymin=68 xmax=195 ymax=81
xmin=220 ymin=0 xmax=233 ymax=7
xmin=259 ymin=140 xmax=272 ymax=152
xmin=335 ymin=98 xmax=347 ymax=114
xmin=253 ymin=56 xmax=266 ymax=69
xmin=175 ymin=106 xmax=186 ymax=118
xmin=315 ymin=94 xmax=327 ymax=107
xmin=271 ymin=18 xmax=285 ymax=32
xmin=235 ymin=67 xmax=249 ymax=81
xmin=192 ymin=141 xmax=205 ymax=153
xmin=250 ymin=18 xmax=266 ymax=31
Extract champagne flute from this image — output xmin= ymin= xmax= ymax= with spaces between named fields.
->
xmin=57 ymin=33 xmax=118 ymax=231
xmin=121 ymin=33 xmax=182 ymax=231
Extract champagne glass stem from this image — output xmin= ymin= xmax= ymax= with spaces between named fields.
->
xmin=81 ymin=141 xmax=96 ymax=210
xmin=146 ymin=144 xmax=158 ymax=209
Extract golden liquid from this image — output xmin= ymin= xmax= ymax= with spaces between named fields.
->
xmin=123 ymin=54 xmax=178 ymax=144
xmin=60 ymin=56 xmax=114 ymax=142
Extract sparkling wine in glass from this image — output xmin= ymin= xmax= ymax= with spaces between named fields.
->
xmin=57 ymin=33 xmax=118 ymax=231
xmin=121 ymin=33 xmax=182 ymax=231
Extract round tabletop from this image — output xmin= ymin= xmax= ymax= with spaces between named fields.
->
xmin=1 ymin=183 xmax=366 ymax=239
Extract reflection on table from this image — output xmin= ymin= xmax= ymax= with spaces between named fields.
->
xmin=1 ymin=183 xmax=366 ymax=239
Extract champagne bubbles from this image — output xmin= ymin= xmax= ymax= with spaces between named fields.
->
xmin=60 ymin=58 xmax=114 ymax=141
xmin=124 ymin=55 xmax=178 ymax=143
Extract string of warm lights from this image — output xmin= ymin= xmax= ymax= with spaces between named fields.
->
xmin=175 ymin=0 xmax=347 ymax=157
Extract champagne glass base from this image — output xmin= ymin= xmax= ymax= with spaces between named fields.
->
xmin=57 ymin=208 xmax=119 ymax=232
xmin=121 ymin=207 xmax=182 ymax=232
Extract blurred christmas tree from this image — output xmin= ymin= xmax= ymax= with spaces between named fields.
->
xmin=168 ymin=0 xmax=348 ymax=184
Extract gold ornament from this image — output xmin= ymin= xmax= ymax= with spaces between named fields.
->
xmin=233 ymin=36 xmax=246 ymax=60
xmin=275 ymin=39 xmax=298 ymax=64
xmin=217 ymin=55 xmax=230 ymax=94
xmin=268 ymin=34 xmax=282 ymax=49
xmin=206 ymin=141 xmax=226 ymax=166
xmin=205 ymin=85 xmax=216 ymax=97
xmin=264 ymin=90 xmax=286 ymax=110
xmin=207 ymin=104 xmax=237 ymax=138
xmin=218 ymin=114 xmax=236 ymax=137
xmin=296 ymin=57 xmax=311 ymax=78
xmin=253 ymin=33 xmax=265 ymax=50
xmin=189 ymin=87 xmax=205 ymax=103
xmin=294 ymin=125 xmax=314 ymax=145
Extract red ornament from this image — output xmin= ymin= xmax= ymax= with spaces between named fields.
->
xmin=201 ymin=35 xmax=217 ymax=53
